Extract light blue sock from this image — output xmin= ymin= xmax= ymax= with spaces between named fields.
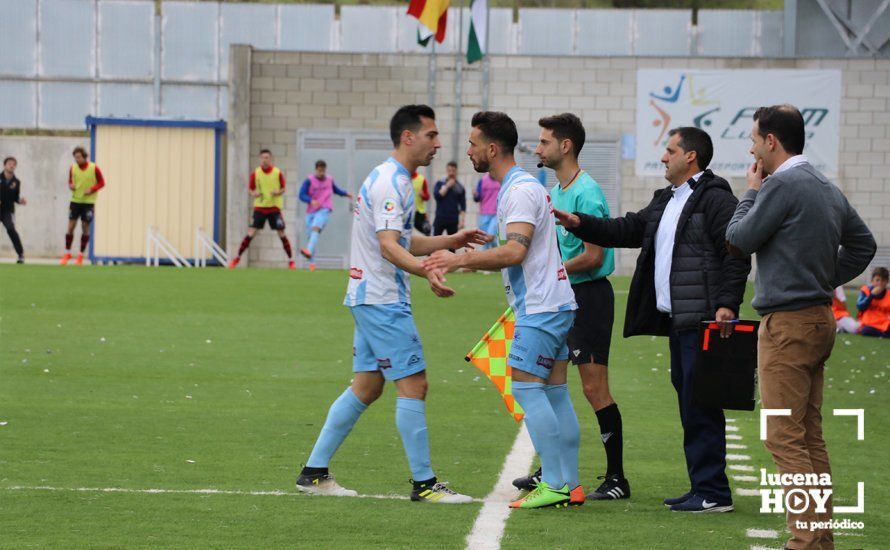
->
xmin=513 ymin=381 xmax=565 ymax=489
xmin=395 ymin=397 xmax=435 ymax=481
xmin=543 ymin=383 xmax=580 ymax=489
xmin=306 ymin=388 xmax=368 ymax=468
xmin=307 ymin=230 xmax=320 ymax=258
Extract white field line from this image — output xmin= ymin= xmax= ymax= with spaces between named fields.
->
xmin=465 ymin=423 xmax=535 ymax=550
xmin=750 ymin=546 xmax=781 ymax=550
xmin=726 ymin=418 xmax=737 ymax=423
xmin=727 ymin=444 xmax=749 ymax=449
xmin=2 ymin=485 xmax=485 ymax=502
xmin=726 ymin=425 xmax=740 ymax=432
xmin=746 ymin=529 xmax=779 ymax=539
xmin=727 ymin=454 xmax=752 ymax=461
xmin=727 ymin=434 xmax=743 ymax=440
xmin=730 ymin=464 xmax=755 ymax=472
xmin=736 ymin=488 xmax=761 ymax=497
xmin=732 ymin=475 xmax=758 ymax=482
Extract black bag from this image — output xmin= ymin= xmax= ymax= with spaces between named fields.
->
xmin=692 ymin=320 xmax=759 ymax=411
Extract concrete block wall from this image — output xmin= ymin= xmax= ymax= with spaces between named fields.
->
xmin=233 ymin=49 xmax=889 ymax=278
xmin=0 ymin=136 xmax=88 ymax=260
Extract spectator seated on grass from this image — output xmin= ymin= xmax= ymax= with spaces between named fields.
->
xmin=857 ymin=267 xmax=890 ymax=338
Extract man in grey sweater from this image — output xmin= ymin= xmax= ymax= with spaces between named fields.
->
xmin=726 ymin=104 xmax=875 ymax=550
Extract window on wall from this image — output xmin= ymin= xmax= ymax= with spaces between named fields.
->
xmin=515 ymin=134 xmax=621 ymax=217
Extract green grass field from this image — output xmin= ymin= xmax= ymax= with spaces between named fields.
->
xmin=0 ymin=265 xmax=886 ymax=548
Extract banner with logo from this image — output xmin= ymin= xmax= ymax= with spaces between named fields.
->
xmin=636 ymin=70 xmax=841 ymax=177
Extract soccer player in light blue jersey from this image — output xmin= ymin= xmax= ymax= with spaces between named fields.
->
xmin=512 ymin=113 xmax=630 ymax=502
xmin=296 ymin=105 xmax=490 ymax=503
xmin=424 ymin=111 xmax=581 ymax=509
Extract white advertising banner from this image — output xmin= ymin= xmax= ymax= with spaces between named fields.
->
xmin=636 ymin=70 xmax=841 ymax=177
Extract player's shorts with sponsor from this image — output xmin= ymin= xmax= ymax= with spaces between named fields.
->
xmin=68 ymin=202 xmax=94 ymax=222
xmin=306 ymin=208 xmax=331 ymax=232
xmin=350 ymin=302 xmax=426 ymax=381
xmin=568 ymin=278 xmax=614 ymax=366
xmin=507 ymin=310 xmax=574 ymax=379
xmin=251 ymin=209 xmax=285 ymax=229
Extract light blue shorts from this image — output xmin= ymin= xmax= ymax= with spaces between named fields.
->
xmin=479 ymin=214 xmax=499 ymax=249
xmin=350 ymin=303 xmax=427 ymax=381
xmin=306 ymin=208 xmax=332 ymax=232
xmin=508 ymin=311 xmax=574 ymax=380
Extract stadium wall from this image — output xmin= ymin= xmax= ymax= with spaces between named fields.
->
xmin=234 ymin=49 xmax=889 ymax=277
xmin=0 ymin=136 xmax=86 ymax=260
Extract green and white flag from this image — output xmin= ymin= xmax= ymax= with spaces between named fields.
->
xmin=467 ymin=0 xmax=487 ymax=64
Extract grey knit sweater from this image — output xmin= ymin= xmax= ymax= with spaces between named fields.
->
xmin=725 ymin=162 xmax=875 ymax=316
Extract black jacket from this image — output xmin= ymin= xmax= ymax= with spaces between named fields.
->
xmin=568 ymin=170 xmax=751 ymax=337
xmin=0 ymin=172 xmax=21 ymax=212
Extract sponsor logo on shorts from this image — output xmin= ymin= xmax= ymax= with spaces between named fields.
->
xmin=572 ymin=349 xmax=581 ymax=358
xmin=408 ymin=354 xmax=421 ymax=365
xmin=410 ymin=334 xmax=419 ymax=344
xmin=513 ymin=344 xmax=528 ymax=353
xmin=383 ymin=198 xmax=396 ymax=212
xmin=557 ymin=268 xmax=567 ymax=281
xmin=536 ymin=355 xmax=555 ymax=369
xmin=377 ymin=358 xmax=392 ymax=369
xmin=349 ymin=267 xmax=363 ymax=280
xmin=508 ymin=353 xmax=524 ymax=363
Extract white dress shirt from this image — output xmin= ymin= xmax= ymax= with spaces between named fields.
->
xmin=770 ymin=154 xmax=808 ymax=176
xmin=654 ymin=171 xmax=703 ymax=314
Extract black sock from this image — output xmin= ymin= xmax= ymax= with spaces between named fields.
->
xmin=595 ymin=403 xmax=624 ymax=478
xmin=301 ymin=466 xmax=328 ymax=476
xmin=412 ymin=477 xmax=437 ymax=490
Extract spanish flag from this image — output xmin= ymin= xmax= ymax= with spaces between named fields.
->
xmin=407 ymin=0 xmax=449 ymax=45
xmin=465 ymin=308 xmax=525 ymax=423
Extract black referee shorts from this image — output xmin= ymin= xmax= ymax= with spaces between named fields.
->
xmin=567 ymin=278 xmax=615 ymax=367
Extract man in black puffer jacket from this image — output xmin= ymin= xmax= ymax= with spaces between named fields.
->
xmin=555 ymin=127 xmax=750 ymax=513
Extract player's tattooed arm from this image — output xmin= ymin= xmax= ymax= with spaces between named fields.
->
xmin=506 ymin=232 xmax=531 ymax=249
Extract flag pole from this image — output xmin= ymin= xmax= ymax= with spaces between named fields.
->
xmin=482 ymin=0 xmax=490 ymax=110
xmin=428 ymin=39 xmax=437 ymax=109
xmin=452 ymin=0 xmax=464 ymax=164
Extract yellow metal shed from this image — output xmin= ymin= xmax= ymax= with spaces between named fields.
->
xmin=85 ymin=117 xmax=225 ymax=264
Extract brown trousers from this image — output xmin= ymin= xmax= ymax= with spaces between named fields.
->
xmin=759 ymin=305 xmax=836 ymax=550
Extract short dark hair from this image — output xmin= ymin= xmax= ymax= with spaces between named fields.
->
xmin=446 ymin=161 xmax=457 ymax=169
xmin=390 ymin=104 xmax=436 ymax=147
xmin=873 ymin=267 xmax=889 ymax=280
xmin=72 ymin=146 xmax=88 ymax=159
xmin=753 ymin=104 xmax=805 ymax=155
xmin=668 ymin=127 xmax=713 ymax=171
xmin=538 ymin=113 xmax=585 ymax=158
xmin=3 ymin=156 xmax=15 ymax=165
xmin=315 ymin=159 xmax=326 ymax=168
xmin=259 ymin=149 xmax=272 ymax=156
xmin=471 ymin=111 xmax=518 ymax=154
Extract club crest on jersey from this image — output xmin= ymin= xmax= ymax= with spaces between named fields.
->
xmin=383 ymin=198 xmax=396 ymax=212
xmin=349 ymin=267 xmax=363 ymax=280
xmin=557 ymin=267 xmax=567 ymax=281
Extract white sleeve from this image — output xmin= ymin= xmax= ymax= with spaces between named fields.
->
xmin=371 ymin=176 xmax=406 ymax=232
xmin=502 ymin=184 xmax=541 ymax=227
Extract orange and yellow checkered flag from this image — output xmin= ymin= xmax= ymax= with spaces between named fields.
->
xmin=465 ymin=307 xmax=524 ymax=423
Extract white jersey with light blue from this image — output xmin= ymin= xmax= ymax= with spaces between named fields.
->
xmin=497 ymin=165 xmax=576 ymax=324
xmin=344 ymin=157 xmax=415 ymax=306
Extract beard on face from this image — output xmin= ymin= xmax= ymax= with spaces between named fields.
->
xmin=471 ymin=157 xmax=490 ymax=173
